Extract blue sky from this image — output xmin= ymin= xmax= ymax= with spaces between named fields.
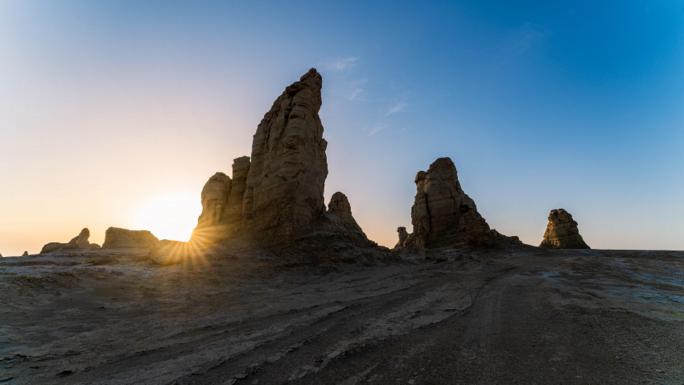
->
xmin=1 ymin=1 xmax=684 ymax=255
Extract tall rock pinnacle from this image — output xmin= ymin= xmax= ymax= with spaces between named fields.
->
xmin=192 ymin=69 xmax=336 ymax=248
xmin=242 ymin=68 xmax=328 ymax=244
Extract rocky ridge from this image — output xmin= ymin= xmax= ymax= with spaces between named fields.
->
xmin=40 ymin=228 xmax=100 ymax=254
xmin=103 ymin=227 xmax=160 ymax=249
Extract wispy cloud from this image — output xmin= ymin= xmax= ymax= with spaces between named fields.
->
xmin=384 ymin=101 xmax=407 ymax=116
xmin=344 ymin=78 xmax=367 ymax=101
xmin=367 ymin=123 xmax=388 ymax=136
xmin=327 ymin=56 xmax=359 ymax=71
xmin=348 ymin=87 xmax=364 ymax=101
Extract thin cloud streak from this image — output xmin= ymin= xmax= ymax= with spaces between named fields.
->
xmin=327 ymin=56 xmax=359 ymax=71
xmin=384 ymin=101 xmax=407 ymax=116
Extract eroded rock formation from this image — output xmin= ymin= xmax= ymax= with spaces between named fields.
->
xmin=540 ymin=209 xmax=590 ymax=249
xmin=394 ymin=227 xmax=408 ymax=250
xmin=241 ymin=68 xmax=328 ymax=245
xmin=326 ymin=192 xmax=364 ymax=235
xmin=191 ymin=68 xmax=371 ymax=254
xmin=40 ymin=228 xmax=100 ymax=254
xmin=398 ymin=157 xmax=522 ymax=251
xmin=197 ymin=172 xmax=231 ymax=228
xmin=103 ymin=227 xmax=159 ymax=249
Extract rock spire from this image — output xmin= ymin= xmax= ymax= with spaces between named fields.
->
xmin=397 ymin=157 xmax=522 ymax=251
xmin=539 ymin=209 xmax=590 ymax=249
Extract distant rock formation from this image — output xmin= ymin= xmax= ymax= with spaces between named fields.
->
xmin=103 ymin=227 xmax=159 ymax=249
xmin=539 ymin=209 xmax=590 ymax=249
xmin=397 ymin=157 xmax=522 ymax=251
xmin=394 ymin=227 xmax=408 ymax=250
xmin=326 ymin=192 xmax=364 ymax=235
xmin=189 ymin=68 xmax=387 ymax=261
xmin=40 ymin=228 xmax=101 ymax=254
xmin=22 ymin=251 xmax=29 ymax=257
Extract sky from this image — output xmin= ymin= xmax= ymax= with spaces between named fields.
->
xmin=1 ymin=0 xmax=684 ymax=256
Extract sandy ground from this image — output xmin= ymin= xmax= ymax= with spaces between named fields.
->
xmin=0 ymin=248 xmax=683 ymax=385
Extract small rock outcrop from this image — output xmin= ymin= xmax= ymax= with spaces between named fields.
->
xmin=539 ymin=209 xmax=590 ymax=249
xmin=398 ymin=157 xmax=522 ymax=251
xmin=22 ymin=251 xmax=29 ymax=257
xmin=40 ymin=228 xmax=101 ymax=254
xmin=394 ymin=227 xmax=408 ymax=250
xmin=326 ymin=192 xmax=364 ymax=235
xmin=197 ymin=172 xmax=231 ymax=228
xmin=103 ymin=227 xmax=159 ymax=249
xmin=276 ymin=191 xmax=390 ymax=263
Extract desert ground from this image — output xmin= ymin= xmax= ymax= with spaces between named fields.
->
xmin=1 ymin=249 xmax=683 ymax=385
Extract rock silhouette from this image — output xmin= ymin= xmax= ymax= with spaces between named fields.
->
xmin=103 ymin=227 xmax=159 ymax=249
xmin=326 ymin=192 xmax=364 ymax=235
xmin=398 ymin=157 xmax=522 ymax=251
xmin=40 ymin=228 xmax=100 ymax=254
xmin=190 ymin=68 xmax=383 ymax=260
xmin=394 ymin=227 xmax=409 ymax=250
xmin=22 ymin=251 xmax=28 ymax=257
xmin=241 ymin=68 xmax=327 ymax=246
xmin=540 ymin=209 xmax=590 ymax=249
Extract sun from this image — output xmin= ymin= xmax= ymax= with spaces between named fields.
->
xmin=131 ymin=191 xmax=201 ymax=242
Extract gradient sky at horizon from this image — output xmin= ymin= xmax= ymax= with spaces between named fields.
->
xmin=2 ymin=0 xmax=684 ymax=256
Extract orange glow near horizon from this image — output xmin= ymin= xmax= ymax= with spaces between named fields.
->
xmin=130 ymin=192 xmax=201 ymax=243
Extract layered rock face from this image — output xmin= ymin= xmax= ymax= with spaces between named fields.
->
xmin=192 ymin=69 xmax=333 ymax=248
xmin=241 ymin=68 xmax=328 ymax=244
xmin=103 ymin=227 xmax=159 ymax=249
xmin=276 ymin=191 xmax=389 ymax=262
xmin=398 ymin=157 xmax=521 ymax=251
xmin=40 ymin=228 xmax=100 ymax=254
xmin=540 ymin=209 xmax=590 ymax=249
xmin=197 ymin=172 xmax=231 ymax=227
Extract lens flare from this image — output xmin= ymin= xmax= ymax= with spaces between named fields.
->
xmin=131 ymin=192 xmax=200 ymax=242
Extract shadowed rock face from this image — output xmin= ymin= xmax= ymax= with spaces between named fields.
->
xmin=103 ymin=227 xmax=159 ymax=249
xmin=326 ymin=192 xmax=363 ymax=235
xmin=241 ymin=68 xmax=328 ymax=244
xmin=394 ymin=227 xmax=408 ymax=250
xmin=197 ymin=172 xmax=231 ymax=227
xmin=224 ymin=156 xmax=251 ymax=227
xmin=274 ymin=191 xmax=391 ymax=263
xmin=399 ymin=157 xmax=522 ymax=251
xmin=192 ymin=69 xmax=337 ymax=248
xmin=40 ymin=228 xmax=100 ymax=254
xmin=540 ymin=209 xmax=590 ymax=249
